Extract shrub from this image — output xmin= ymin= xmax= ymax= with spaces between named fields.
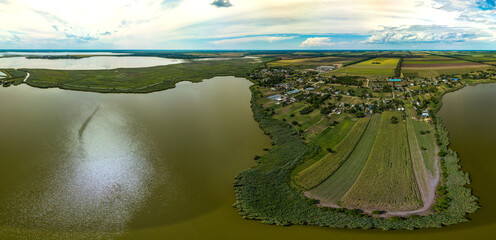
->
xmin=391 ymin=116 xmax=399 ymax=124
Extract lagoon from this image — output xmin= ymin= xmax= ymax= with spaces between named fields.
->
xmin=0 ymin=56 xmax=183 ymax=70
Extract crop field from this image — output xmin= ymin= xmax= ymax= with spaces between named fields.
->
xmin=291 ymin=117 xmax=356 ymax=176
xmin=267 ymin=56 xmax=360 ymax=68
xmin=435 ymin=52 xmax=496 ymax=64
xmin=331 ymin=67 xmax=395 ymax=77
xmin=330 ymin=58 xmax=399 ymax=78
xmin=403 ymin=66 xmax=493 ymax=78
xmin=307 ymin=114 xmax=382 ymax=204
xmin=355 ymin=58 xmax=400 ymax=67
xmin=402 ymin=55 xmax=489 ymax=70
xmin=293 ymin=118 xmax=370 ymax=190
xmin=340 ymin=112 xmax=422 ymax=212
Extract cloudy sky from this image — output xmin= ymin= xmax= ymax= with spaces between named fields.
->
xmin=0 ymin=0 xmax=495 ymax=49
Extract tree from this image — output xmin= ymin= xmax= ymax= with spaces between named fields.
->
xmin=391 ymin=116 xmax=399 ymax=124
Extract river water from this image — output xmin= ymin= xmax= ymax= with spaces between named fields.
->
xmin=0 ymin=79 xmax=494 ymax=239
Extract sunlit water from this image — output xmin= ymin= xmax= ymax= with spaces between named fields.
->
xmin=0 ymin=80 xmax=495 ymax=240
xmin=0 ymin=52 xmax=129 ymax=56
xmin=0 ymin=56 xmax=183 ymax=70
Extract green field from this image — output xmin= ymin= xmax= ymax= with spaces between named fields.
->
xmin=308 ymin=114 xmax=382 ymax=204
xmin=293 ymin=118 xmax=370 ymax=190
xmin=24 ymin=58 xmax=259 ymax=93
xmin=340 ymin=112 xmax=422 ymax=211
xmin=330 ymin=57 xmax=399 ymax=78
xmin=355 ymin=58 xmax=400 ymax=67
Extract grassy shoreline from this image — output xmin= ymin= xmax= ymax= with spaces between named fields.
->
xmin=17 ymin=58 xmax=259 ymax=94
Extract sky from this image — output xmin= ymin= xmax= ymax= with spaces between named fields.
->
xmin=0 ymin=0 xmax=495 ymax=50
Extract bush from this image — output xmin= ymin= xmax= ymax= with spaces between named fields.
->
xmin=438 ymin=150 xmax=448 ymax=157
xmin=391 ymin=116 xmax=399 ymax=124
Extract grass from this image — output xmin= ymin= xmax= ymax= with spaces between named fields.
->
xmin=412 ymin=120 xmax=437 ymax=174
xmin=340 ymin=111 xmax=422 ymax=211
xmin=406 ymin=116 xmax=431 ymax=205
xmin=292 ymin=118 xmax=370 ymax=190
xmin=24 ymin=58 xmax=259 ymax=93
xmin=308 ymin=114 xmax=382 ymax=204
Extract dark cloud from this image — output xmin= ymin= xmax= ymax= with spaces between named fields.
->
xmin=211 ymin=0 xmax=232 ymax=8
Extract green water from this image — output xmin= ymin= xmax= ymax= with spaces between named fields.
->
xmin=0 ymin=79 xmax=494 ymax=239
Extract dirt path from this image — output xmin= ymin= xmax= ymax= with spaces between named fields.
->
xmin=23 ymin=72 xmax=30 ymax=82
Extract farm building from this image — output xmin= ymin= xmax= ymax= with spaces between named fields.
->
xmin=286 ymin=89 xmax=301 ymax=95
xmin=268 ymin=94 xmax=282 ymax=101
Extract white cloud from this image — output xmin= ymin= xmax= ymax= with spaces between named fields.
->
xmin=365 ymin=25 xmax=478 ymax=44
xmin=0 ymin=0 xmax=495 ymax=48
xmin=211 ymin=36 xmax=296 ymax=45
xmin=300 ymin=37 xmax=333 ymax=47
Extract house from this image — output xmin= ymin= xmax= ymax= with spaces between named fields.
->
xmin=286 ymin=89 xmax=301 ymax=95
xmin=422 ymin=110 xmax=429 ymax=117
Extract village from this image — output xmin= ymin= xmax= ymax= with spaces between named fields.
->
xmin=250 ymin=65 xmax=464 ymax=141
